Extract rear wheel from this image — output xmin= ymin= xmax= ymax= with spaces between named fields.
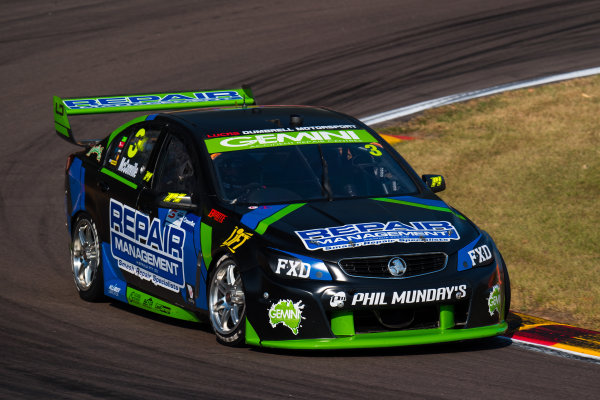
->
xmin=71 ymin=215 xmax=104 ymax=301
xmin=208 ymin=256 xmax=246 ymax=346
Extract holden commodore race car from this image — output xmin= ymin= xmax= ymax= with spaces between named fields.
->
xmin=55 ymin=86 xmax=510 ymax=349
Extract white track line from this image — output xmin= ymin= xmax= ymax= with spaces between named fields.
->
xmin=360 ymin=66 xmax=600 ymax=363
xmin=361 ymin=67 xmax=600 ymax=125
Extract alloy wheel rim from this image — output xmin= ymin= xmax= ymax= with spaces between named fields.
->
xmin=209 ymin=262 xmax=245 ymax=335
xmin=71 ymin=220 xmax=99 ymax=291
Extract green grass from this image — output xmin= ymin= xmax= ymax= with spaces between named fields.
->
xmin=379 ymin=76 xmax=600 ymax=330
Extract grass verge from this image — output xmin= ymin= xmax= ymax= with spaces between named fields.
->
xmin=378 ymin=75 xmax=600 ymax=331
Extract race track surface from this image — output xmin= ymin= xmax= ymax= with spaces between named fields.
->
xmin=1 ymin=1 xmax=600 ymax=398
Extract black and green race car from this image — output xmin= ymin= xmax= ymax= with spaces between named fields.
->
xmin=56 ymin=87 xmax=510 ymax=349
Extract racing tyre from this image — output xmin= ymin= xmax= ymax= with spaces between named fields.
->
xmin=208 ymin=255 xmax=246 ymax=346
xmin=503 ymin=266 xmax=511 ymax=321
xmin=71 ymin=214 xmax=104 ymax=301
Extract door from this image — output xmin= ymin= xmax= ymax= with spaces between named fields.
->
xmin=136 ymin=127 xmax=207 ymax=310
xmin=98 ymin=121 xmax=165 ymax=301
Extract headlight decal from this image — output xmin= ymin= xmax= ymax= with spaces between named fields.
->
xmin=457 ymin=234 xmax=494 ymax=271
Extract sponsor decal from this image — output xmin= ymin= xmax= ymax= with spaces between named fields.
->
xmin=241 ymin=125 xmax=356 ymax=135
xmin=63 ymin=91 xmax=244 ymax=110
xmin=429 ymin=176 xmax=443 ymax=187
xmin=206 ymin=131 xmax=241 ymax=138
xmin=110 ymin=199 xmax=185 ymax=293
xmin=143 ymin=171 xmax=153 ymax=182
xmin=268 ymin=299 xmax=305 ymax=335
xmin=468 ymin=244 xmax=493 ymax=267
xmin=488 ymin=284 xmax=501 ymax=316
xmin=165 ymin=209 xmax=187 ymax=227
xmin=118 ymin=136 xmax=127 ymax=148
xmin=221 ymin=226 xmax=253 ymax=253
xmin=108 ymin=284 xmax=122 ymax=296
xmin=117 ymin=157 xmax=139 ymax=178
xmin=329 ymin=291 xmax=346 ymax=308
xmin=350 ymin=285 xmax=467 ymax=307
xmin=204 ymin=129 xmax=377 ymax=153
xmin=106 ymin=281 xmax=126 ymax=299
xmin=86 ymin=144 xmax=104 ymax=162
xmin=155 ymin=304 xmax=171 ymax=315
xmin=182 ymin=215 xmax=197 ymax=229
xmin=275 ymin=258 xmax=310 ymax=278
xmin=163 ymin=193 xmax=187 ymax=203
xmin=296 ymin=221 xmax=460 ymax=251
xmin=208 ymin=208 xmax=227 ymax=223
xmin=186 ymin=283 xmax=195 ymax=304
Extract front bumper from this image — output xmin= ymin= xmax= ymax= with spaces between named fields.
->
xmin=243 ymin=256 xmax=509 ymax=349
xmin=247 ymin=318 xmax=507 ymax=350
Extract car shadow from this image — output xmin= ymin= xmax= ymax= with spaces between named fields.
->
xmin=108 ymin=299 xmax=213 ymax=334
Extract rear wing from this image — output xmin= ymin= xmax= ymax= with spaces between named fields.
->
xmin=54 ymin=86 xmax=255 ymax=146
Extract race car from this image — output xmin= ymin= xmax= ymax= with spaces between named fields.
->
xmin=55 ymin=87 xmax=510 ymax=349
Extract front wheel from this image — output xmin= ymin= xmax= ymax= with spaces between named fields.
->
xmin=71 ymin=214 xmax=104 ymax=301
xmin=208 ymin=256 xmax=246 ymax=346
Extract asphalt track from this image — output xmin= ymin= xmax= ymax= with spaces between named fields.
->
xmin=1 ymin=1 xmax=600 ymax=398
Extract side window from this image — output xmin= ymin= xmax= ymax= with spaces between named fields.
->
xmin=105 ymin=125 xmax=161 ymax=184
xmin=154 ymin=135 xmax=197 ymax=194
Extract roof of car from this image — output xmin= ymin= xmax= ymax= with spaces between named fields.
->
xmin=164 ymin=105 xmax=363 ymax=136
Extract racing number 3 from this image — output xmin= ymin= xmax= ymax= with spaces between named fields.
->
xmin=127 ymin=128 xmax=147 ymax=158
xmin=365 ymin=144 xmax=382 ymax=156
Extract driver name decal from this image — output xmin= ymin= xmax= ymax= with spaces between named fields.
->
xmin=110 ymin=199 xmax=185 ymax=292
xmin=296 ymin=221 xmax=460 ymax=251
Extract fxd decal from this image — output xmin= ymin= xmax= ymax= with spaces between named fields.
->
xmin=275 ymin=258 xmax=310 ymax=278
xmin=468 ymin=244 xmax=492 ymax=267
xmin=110 ymin=199 xmax=185 ymax=292
xmin=221 ymin=226 xmax=253 ymax=252
xmin=208 ymin=208 xmax=227 ymax=223
xmin=117 ymin=157 xmax=139 ymax=178
xmin=296 ymin=221 xmax=460 ymax=251
xmin=163 ymin=193 xmax=187 ymax=203
xmin=268 ymin=300 xmax=305 ymax=335
xmin=86 ymin=144 xmax=104 ymax=162
xmin=63 ymin=91 xmax=244 ymax=110
xmin=204 ymin=129 xmax=376 ymax=153
xmin=488 ymin=284 xmax=501 ymax=316
xmin=350 ymin=285 xmax=467 ymax=307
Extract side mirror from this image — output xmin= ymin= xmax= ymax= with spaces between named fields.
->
xmin=157 ymin=192 xmax=199 ymax=212
xmin=422 ymin=174 xmax=446 ymax=193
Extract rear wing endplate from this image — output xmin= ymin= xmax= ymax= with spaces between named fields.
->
xmin=54 ymin=86 xmax=255 ymax=146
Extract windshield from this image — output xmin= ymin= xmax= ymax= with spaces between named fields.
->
xmin=209 ymin=140 xmax=418 ymax=204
